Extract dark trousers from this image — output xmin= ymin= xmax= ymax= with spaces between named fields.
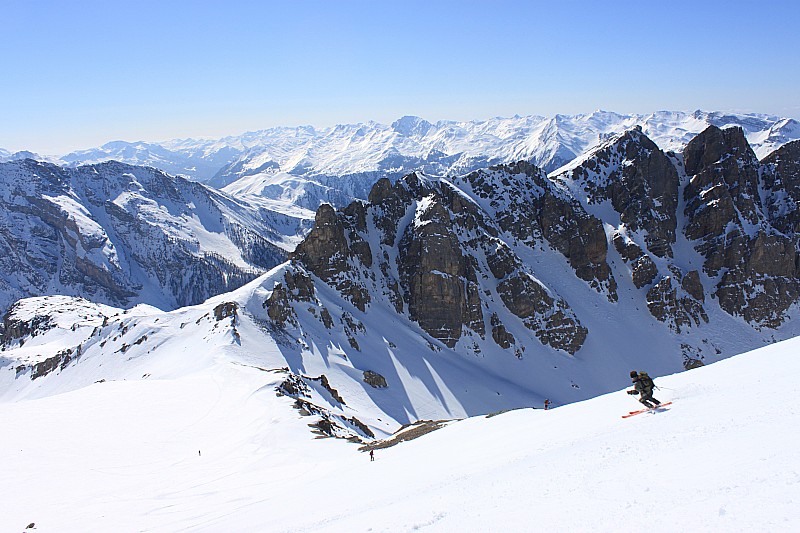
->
xmin=639 ymin=390 xmax=661 ymax=408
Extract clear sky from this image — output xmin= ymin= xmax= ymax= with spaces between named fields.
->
xmin=2 ymin=0 xmax=798 ymax=155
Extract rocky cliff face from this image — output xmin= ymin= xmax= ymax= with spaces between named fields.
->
xmin=561 ymin=127 xmax=680 ymax=258
xmin=682 ymin=127 xmax=800 ymax=327
xmin=290 ymin=171 xmax=587 ymax=354
xmin=461 ymin=161 xmax=617 ymax=301
xmin=762 ymin=140 xmax=800 ymax=235
xmin=0 ymin=159 xmax=287 ymax=314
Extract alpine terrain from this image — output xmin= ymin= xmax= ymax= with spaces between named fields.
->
xmin=2 ymin=116 xmax=800 ymax=530
xmin=4 ymin=123 xmax=800 ymax=434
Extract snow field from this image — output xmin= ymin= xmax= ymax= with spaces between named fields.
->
xmin=1 ymin=335 xmax=798 ymax=531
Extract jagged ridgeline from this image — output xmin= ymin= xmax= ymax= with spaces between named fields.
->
xmin=271 ymin=125 xmax=800 ymax=369
xmin=286 ymin=166 xmax=588 ymax=354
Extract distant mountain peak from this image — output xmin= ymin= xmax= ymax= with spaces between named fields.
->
xmin=391 ymin=115 xmax=434 ymax=136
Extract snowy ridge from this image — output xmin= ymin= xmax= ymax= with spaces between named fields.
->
xmin=0 ymin=159 xmax=306 ymax=313
xmin=0 ymin=270 xmax=547 ymax=434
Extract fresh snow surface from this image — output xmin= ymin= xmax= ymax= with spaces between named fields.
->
xmin=1 ymin=294 xmax=798 ymax=531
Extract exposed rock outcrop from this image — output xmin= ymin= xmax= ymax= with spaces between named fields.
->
xmin=1 ymin=304 xmax=53 ymax=346
xmin=564 ymin=127 xmax=679 ymax=258
xmin=363 ymin=370 xmax=388 ymax=388
xmin=762 ymin=140 xmax=800 ymax=234
xmin=490 ymin=313 xmax=516 ymax=350
xmin=612 ymin=234 xmax=658 ymax=289
xmin=464 ymin=161 xmax=618 ymax=301
xmin=289 ymin=170 xmax=588 ymax=354
xmin=290 ymin=204 xmax=371 ymax=312
xmin=213 ymin=302 xmax=237 ymax=321
xmin=683 ymin=126 xmax=800 ymax=327
xmin=646 ymin=275 xmax=708 ymax=333
xmin=398 ymin=199 xmax=484 ymax=347
xmin=264 ymin=270 xmax=317 ymax=327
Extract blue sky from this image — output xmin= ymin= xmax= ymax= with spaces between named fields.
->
xmin=2 ymin=0 xmax=798 ymax=154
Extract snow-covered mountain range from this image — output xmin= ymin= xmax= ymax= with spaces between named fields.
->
xmin=0 ymin=159 xmax=313 ymax=314
xmin=4 ymin=110 xmax=798 ymax=320
xmin=4 ymin=124 xmax=800 ymax=442
xmin=3 ymin=119 xmax=800 ymax=528
xmin=11 ymin=111 xmax=797 ymax=210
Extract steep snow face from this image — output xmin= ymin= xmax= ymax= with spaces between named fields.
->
xmin=1 ymin=274 xmax=558 ymax=436
xmin=222 ymin=170 xmax=338 ymax=215
xmin=0 ymin=292 xmax=798 ymax=531
xmin=0 ymin=159 xmax=293 ymax=313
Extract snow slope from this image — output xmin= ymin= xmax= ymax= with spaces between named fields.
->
xmin=1 ymin=301 xmax=797 ymax=532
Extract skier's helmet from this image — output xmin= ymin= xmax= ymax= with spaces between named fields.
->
xmin=630 ymin=370 xmax=638 ymax=378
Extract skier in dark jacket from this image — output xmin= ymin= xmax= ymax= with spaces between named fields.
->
xmin=627 ymin=370 xmax=661 ymax=408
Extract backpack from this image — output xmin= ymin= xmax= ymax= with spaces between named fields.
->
xmin=638 ymin=371 xmax=655 ymax=392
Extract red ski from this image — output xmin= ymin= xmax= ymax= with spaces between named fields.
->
xmin=622 ymin=401 xmax=672 ymax=418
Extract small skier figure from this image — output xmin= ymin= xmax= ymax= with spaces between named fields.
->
xmin=369 ymin=449 xmax=375 ymax=462
xmin=543 ymin=399 xmax=551 ymax=410
xmin=627 ymin=370 xmax=661 ymax=408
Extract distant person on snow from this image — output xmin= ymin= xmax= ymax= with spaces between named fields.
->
xmin=369 ymin=449 xmax=375 ymax=462
xmin=543 ymin=399 xmax=551 ymax=410
xmin=627 ymin=370 xmax=661 ymax=408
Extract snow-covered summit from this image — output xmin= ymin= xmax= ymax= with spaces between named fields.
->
xmin=391 ymin=115 xmax=435 ymax=137
xmin=0 ymin=149 xmax=52 ymax=163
